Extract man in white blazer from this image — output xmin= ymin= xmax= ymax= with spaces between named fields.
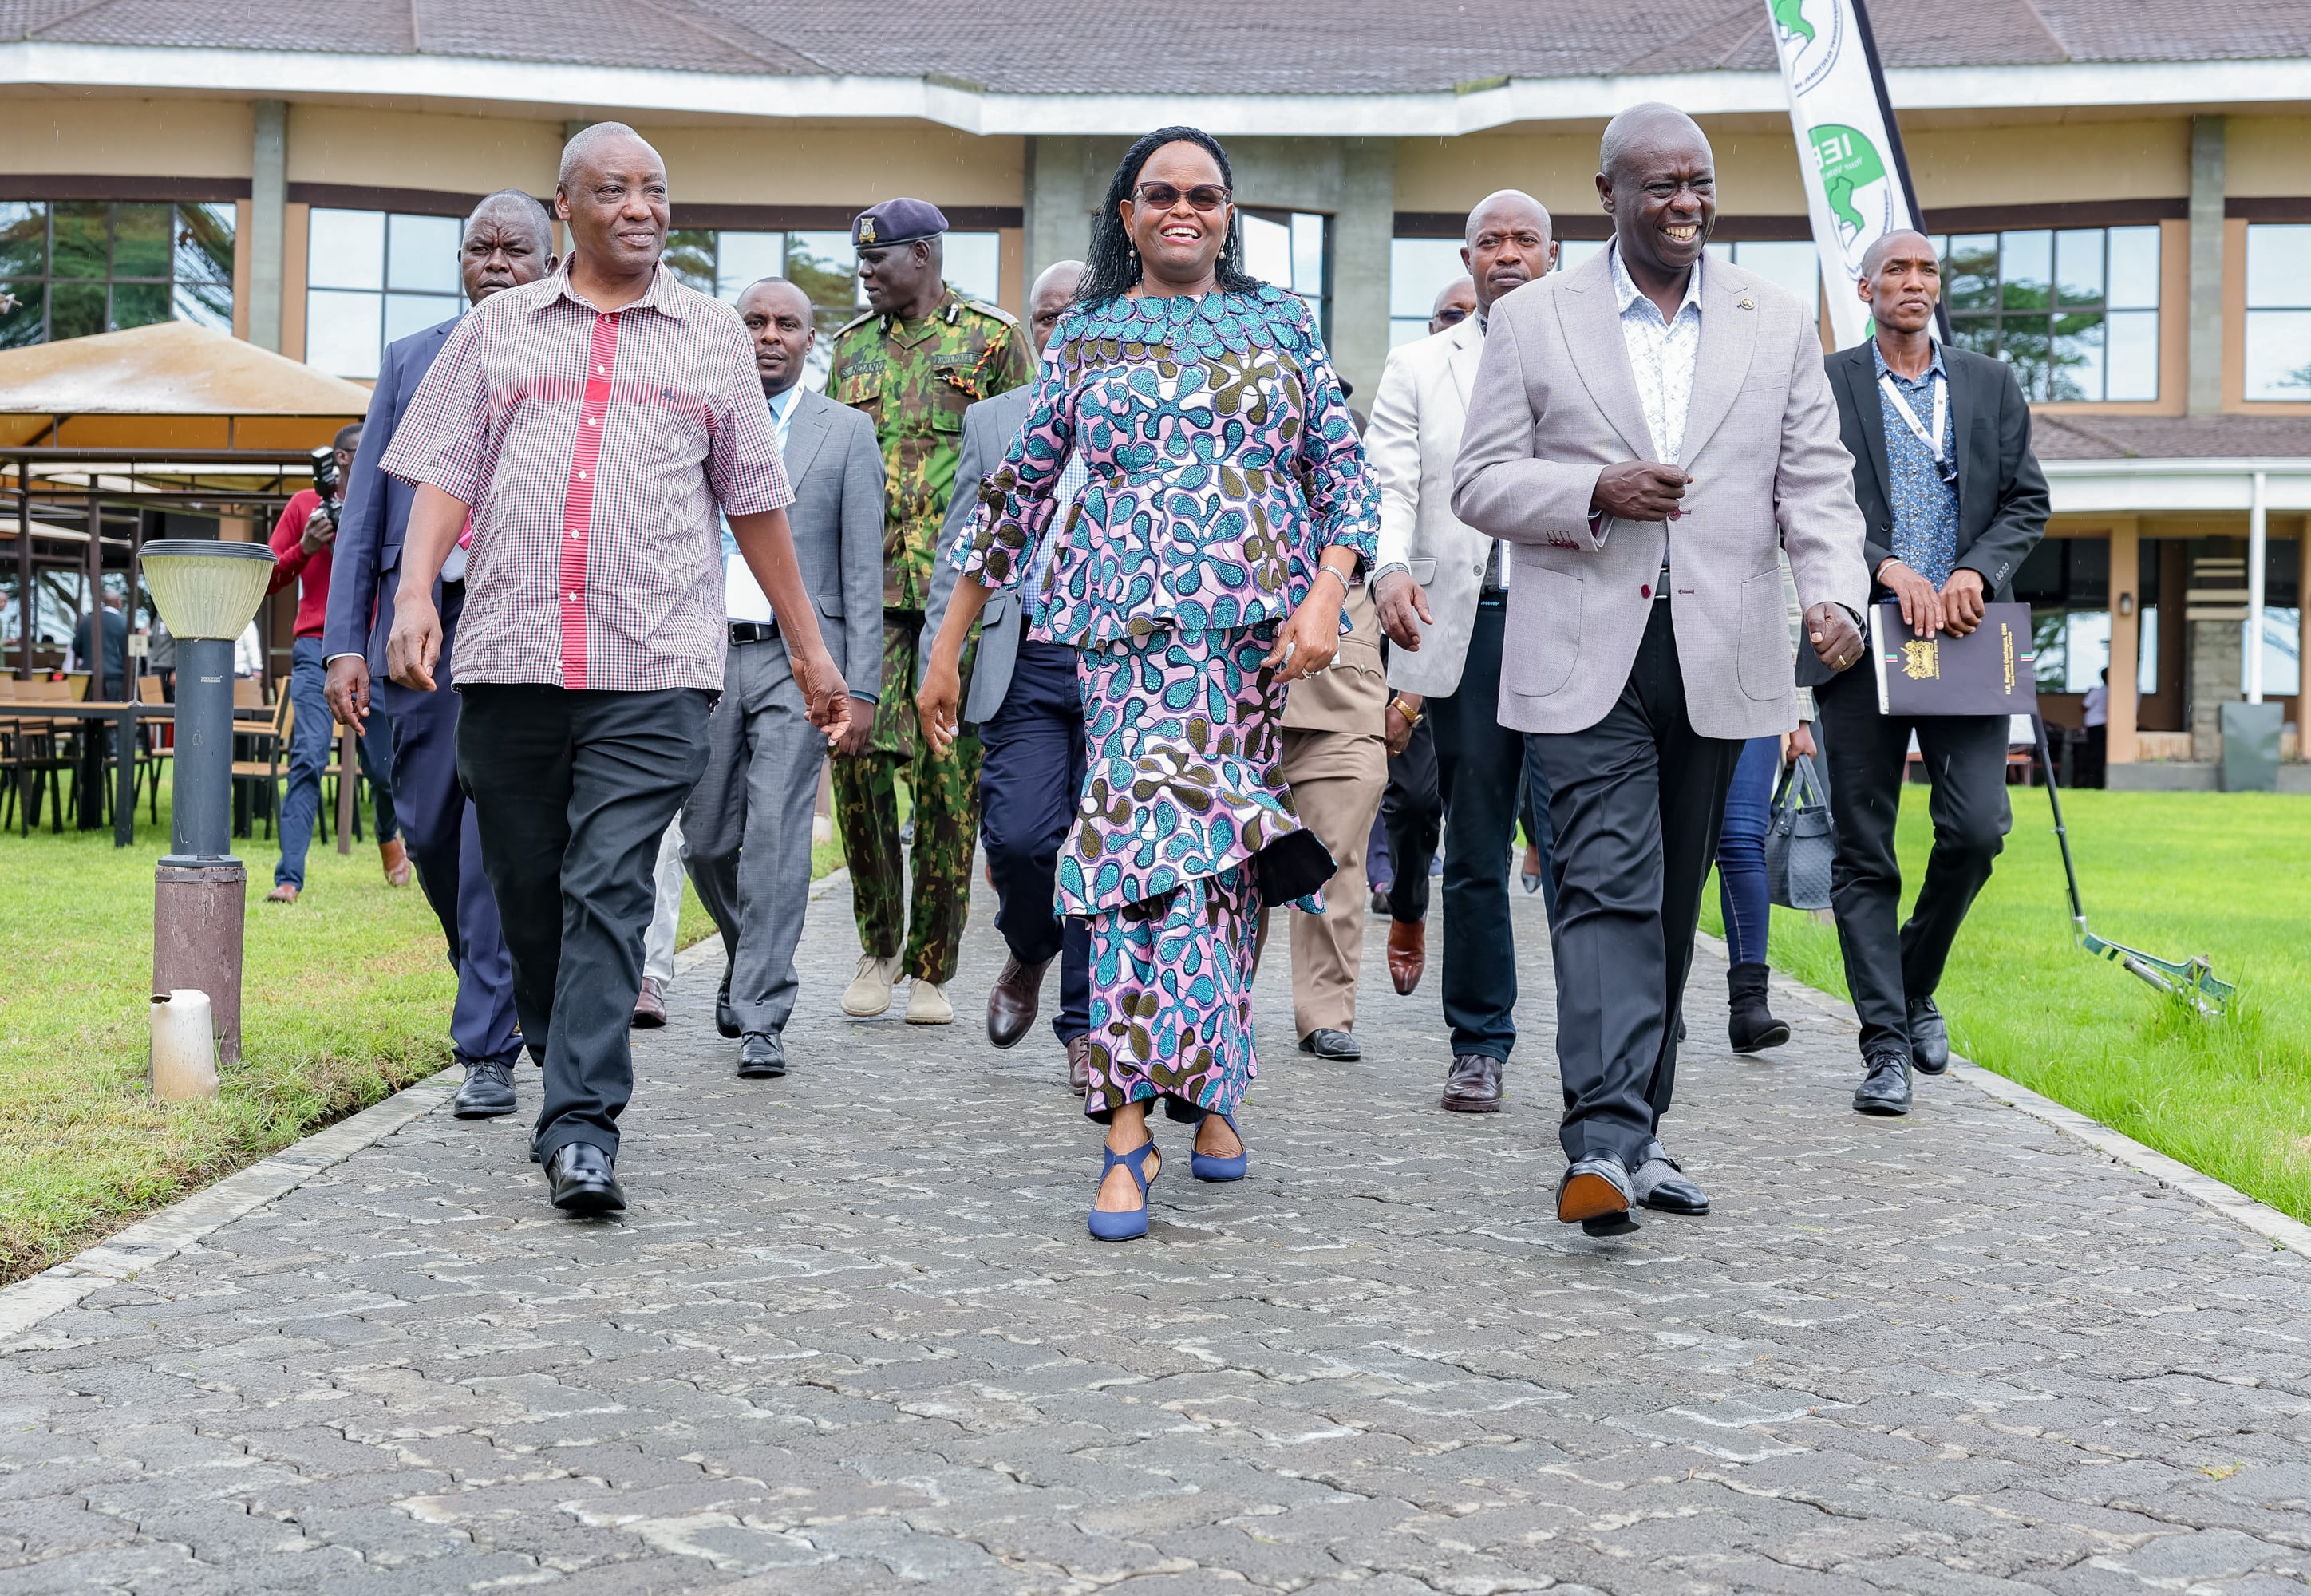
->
xmin=1452 ymin=105 xmax=1868 ymax=1237
xmin=1367 ymin=192 xmax=1558 ymax=1116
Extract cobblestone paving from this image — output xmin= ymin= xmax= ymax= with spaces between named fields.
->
xmin=4 ymin=875 xmax=2309 ymax=1594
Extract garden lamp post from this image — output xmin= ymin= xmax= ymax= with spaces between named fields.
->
xmin=139 ymin=539 xmax=275 ymax=1067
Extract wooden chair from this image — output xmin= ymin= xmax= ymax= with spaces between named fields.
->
xmin=135 ymin=676 xmax=173 ymax=824
xmin=229 ymin=691 xmax=295 ymax=841
xmin=234 ymin=676 xmax=267 ymax=710
xmin=0 ymin=710 xmax=73 ymax=835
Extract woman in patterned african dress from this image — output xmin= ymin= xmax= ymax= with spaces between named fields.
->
xmin=920 ymin=126 xmax=1377 ymax=1241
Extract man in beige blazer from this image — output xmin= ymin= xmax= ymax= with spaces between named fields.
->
xmin=1366 ymin=192 xmax=1558 ymax=1116
xmin=1453 ymin=105 xmax=1868 ymax=1237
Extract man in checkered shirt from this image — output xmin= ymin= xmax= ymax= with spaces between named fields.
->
xmin=381 ymin=123 xmax=852 ymax=1217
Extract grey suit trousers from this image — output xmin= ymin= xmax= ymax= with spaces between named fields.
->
xmin=681 ymin=638 xmax=828 ymax=1037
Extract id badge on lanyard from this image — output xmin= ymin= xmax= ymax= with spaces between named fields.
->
xmin=1879 ymin=372 xmax=1958 ymax=488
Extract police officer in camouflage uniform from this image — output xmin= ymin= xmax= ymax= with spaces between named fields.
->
xmin=826 ymin=199 xmax=1036 ymax=1025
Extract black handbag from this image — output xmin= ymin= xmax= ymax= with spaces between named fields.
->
xmin=1765 ymin=752 xmax=1835 ymax=912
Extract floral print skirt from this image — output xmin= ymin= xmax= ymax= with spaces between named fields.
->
xmin=1065 ymin=625 xmax=1323 ymax=1123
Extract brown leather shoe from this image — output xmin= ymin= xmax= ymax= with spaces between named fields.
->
xmin=986 ymin=954 xmax=1049 ymax=1050
xmin=1065 ymin=1034 xmax=1091 ymax=1095
xmin=380 ymin=836 xmax=413 ymax=887
xmin=1440 ymin=1053 xmax=1502 ymax=1112
xmin=631 ymin=976 xmax=668 ymax=1029
xmin=265 ymin=883 xmax=298 ymax=904
xmin=1387 ymin=918 xmax=1426 ymax=996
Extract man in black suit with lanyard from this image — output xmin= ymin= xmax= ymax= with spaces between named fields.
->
xmin=1812 ymin=230 xmax=2048 ymax=1117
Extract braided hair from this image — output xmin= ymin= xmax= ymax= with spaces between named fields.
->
xmin=1075 ymin=126 xmax=1262 ymax=307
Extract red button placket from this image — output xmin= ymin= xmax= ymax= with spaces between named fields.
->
xmin=559 ymin=312 xmax=618 ymax=689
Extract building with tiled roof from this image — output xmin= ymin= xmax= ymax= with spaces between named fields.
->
xmin=2 ymin=0 xmax=2307 ymax=772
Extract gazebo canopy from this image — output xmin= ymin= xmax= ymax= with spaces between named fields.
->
xmin=0 ymin=321 xmax=372 ymax=451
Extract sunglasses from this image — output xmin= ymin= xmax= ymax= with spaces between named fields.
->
xmin=1132 ymin=182 xmax=1232 ymax=213
xmin=1432 ymin=306 xmax=1471 ymax=325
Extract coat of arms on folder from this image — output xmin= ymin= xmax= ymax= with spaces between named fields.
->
xmin=1871 ymin=602 xmax=2039 ymax=716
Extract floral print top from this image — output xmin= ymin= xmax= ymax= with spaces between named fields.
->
xmin=954 ymin=285 xmax=1378 ymax=646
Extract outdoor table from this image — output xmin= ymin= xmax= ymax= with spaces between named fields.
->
xmin=0 ymin=698 xmax=273 ymax=847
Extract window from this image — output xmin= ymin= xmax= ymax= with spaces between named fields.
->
xmin=661 ymin=227 xmax=1004 ymax=389
xmin=2242 ymin=539 xmax=2301 ymax=697
xmin=0 ymin=200 xmax=234 ymax=349
xmin=2014 ymin=537 xmax=2112 ymax=693
xmin=1929 ymin=226 xmax=2159 ymax=401
xmin=2243 ymin=224 xmax=2311 ymax=402
xmin=1242 ymin=211 xmax=1328 ymax=343
xmin=305 ymin=209 xmax=463 ymax=379
xmin=1704 ymin=239 xmax=1821 ymax=322
xmin=1389 ymin=236 xmax=1465 ymax=346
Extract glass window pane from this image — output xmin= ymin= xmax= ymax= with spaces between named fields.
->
xmin=2000 ymin=318 xmax=2052 ymax=399
xmin=2107 ymin=226 xmax=2161 ymax=310
xmin=49 ymin=281 xmax=105 ymax=339
xmin=2104 ymin=310 xmax=2159 ymax=401
xmin=1950 ymin=318 xmax=1997 ymax=361
xmin=785 ymin=231 xmax=861 ymax=391
xmin=1390 ymin=317 xmax=1432 ymax=348
xmin=2031 ymin=608 xmax=2066 ymax=690
xmin=2247 ymin=608 xmax=2301 ymax=697
xmin=2054 ymin=229 xmax=2104 ymax=306
xmin=1730 ymin=239 xmax=1820 ymax=321
xmin=0 ymin=282 xmax=42 ymax=347
xmin=175 ymin=202 xmax=235 ymax=285
xmin=1558 ymin=239 xmax=1606 ymax=273
xmin=386 ymin=213 xmax=460 ymax=294
xmin=2136 ymin=605 xmax=2159 ymax=696
xmin=1945 ymin=234 xmax=1997 ymax=314
xmin=305 ymin=286 xmax=382 ymax=378
xmin=1240 ymin=212 xmax=1290 ymax=287
xmin=0 ymin=202 xmax=45 ymax=277
xmin=306 ymin=210 xmax=385 ymax=291
xmin=2049 ymin=311 xmax=2104 ymax=401
xmin=172 ymin=279 xmax=231 ymax=331
xmin=662 ymin=229 xmax=717 ymax=295
xmin=2000 ymin=230 xmax=2051 ymax=311
xmin=50 ymin=201 xmax=107 ymax=279
xmin=1389 ymin=237 xmax=1465 ymax=320
xmin=109 ymin=280 xmax=168 ymax=330
xmin=2242 ymin=310 xmax=2311 ymax=401
xmin=2063 ymin=610 xmax=2110 ymax=693
xmin=714 ymin=231 xmax=784 ymax=302
xmin=945 ymin=231 xmax=1001 ymax=304
xmin=384 ymin=290 xmax=457 ymax=346
xmin=2245 ymin=223 xmax=2311 ymax=309
xmin=1290 ymin=213 xmax=1325 ymax=296
xmin=112 ymin=203 xmax=171 ymax=279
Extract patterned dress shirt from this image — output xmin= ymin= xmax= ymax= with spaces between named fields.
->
xmin=380 ymin=258 xmax=792 ymax=693
xmin=1871 ymin=341 xmax=1961 ymax=588
xmin=1608 ymin=240 xmax=1705 ymax=464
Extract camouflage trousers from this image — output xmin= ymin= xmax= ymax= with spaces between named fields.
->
xmin=831 ymin=610 xmax=982 ymax=985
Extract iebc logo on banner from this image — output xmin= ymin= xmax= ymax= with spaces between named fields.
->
xmin=1767 ymin=0 xmax=1928 ymax=350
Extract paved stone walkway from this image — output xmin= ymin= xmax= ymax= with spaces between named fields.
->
xmin=5 ymin=874 xmax=2309 ymax=1595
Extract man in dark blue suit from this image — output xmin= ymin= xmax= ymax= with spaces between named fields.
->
xmin=323 ymin=190 xmax=556 ymax=1120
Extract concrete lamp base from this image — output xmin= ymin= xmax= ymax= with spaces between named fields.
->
xmin=153 ymin=861 xmax=247 ymax=1069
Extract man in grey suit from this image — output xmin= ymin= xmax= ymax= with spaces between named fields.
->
xmin=1453 ymin=105 xmax=1869 ymax=1236
xmin=683 ymin=277 xmax=885 ymax=1078
xmin=919 ymin=259 xmax=1091 ymax=1088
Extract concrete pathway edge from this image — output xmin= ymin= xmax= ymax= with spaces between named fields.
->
xmin=0 ymin=869 xmax=856 ymax=1347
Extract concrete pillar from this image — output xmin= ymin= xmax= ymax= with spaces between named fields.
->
xmin=1221 ymin=137 xmax=1396 ymax=406
xmin=247 ymin=100 xmax=286 ymax=353
xmin=2186 ymin=546 xmax=2247 ymax=759
xmin=2187 ymin=115 xmax=2225 ymax=417
xmin=1023 ymin=135 xmax=1122 ymax=290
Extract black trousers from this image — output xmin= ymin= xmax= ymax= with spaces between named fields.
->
xmin=1815 ymin=667 xmax=2011 ymax=1059
xmin=1527 ymin=601 xmax=1742 ymax=1167
xmin=1385 ymin=602 xmax=1527 ymax=1061
xmin=457 ymin=684 xmax=712 ymax=1163
xmin=978 ymin=640 xmax=1091 ymax=1045
xmin=1380 ymin=717 xmax=1439 ymax=917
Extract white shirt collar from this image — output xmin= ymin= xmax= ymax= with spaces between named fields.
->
xmin=1608 ymin=239 xmax=1704 ymax=325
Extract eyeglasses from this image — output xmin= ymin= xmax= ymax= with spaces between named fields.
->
xmin=1432 ymin=306 xmax=1471 ymax=325
xmin=1132 ymin=182 xmax=1232 ymax=213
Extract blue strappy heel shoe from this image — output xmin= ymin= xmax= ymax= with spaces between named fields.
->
xmin=1087 ymin=1140 xmax=1159 ymax=1242
xmin=1191 ymin=1112 xmax=1248 ymax=1183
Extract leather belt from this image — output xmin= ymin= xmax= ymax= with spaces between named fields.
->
xmin=728 ymin=620 xmax=778 ymax=645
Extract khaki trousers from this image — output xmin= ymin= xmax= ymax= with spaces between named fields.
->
xmin=1278 ymin=725 xmax=1388 ymax=1037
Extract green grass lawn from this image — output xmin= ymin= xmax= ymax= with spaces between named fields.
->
xmin=1701 ymin=787 xmax=2311 ymax=1223
xmin=1 ymin=791 xmax=847 ymax=1284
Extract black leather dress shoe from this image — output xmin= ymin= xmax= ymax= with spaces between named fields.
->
xmin=716 ymin=957 xmax=741 ymax=1040
xmin=1908 ymin=996 xmax=1950 ymax=1076
xmin=1557 ymin=1156 xmax=1637 ymax=1235
xmin=544 ymin=1144 xmax=625 ymax=1215
xmin=737 ymin=1030 xmax=786 ymax=1079
xmin=1853 ymin=1049 xmax=1914 ymax=1116
xmin=1440 ymin=1053 xmax=1502 ymax=1112
xmin=1632 ymin=1153 xmax=1709 ymax=1215
xmin=452 ymin=1058 xmax=516 ymax=1119
xmin=1298 ymin=1028 xmax=1361 ymax=1061
xmin=986 ymin=954 xmax=1049 ymax=1050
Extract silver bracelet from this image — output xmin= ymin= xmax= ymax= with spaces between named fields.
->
xmin=1314 ymin=566 xmax=1351 ymax=602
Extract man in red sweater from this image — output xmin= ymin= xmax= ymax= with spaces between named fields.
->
xmin=266 ymin=421 xmax=411 ymax=901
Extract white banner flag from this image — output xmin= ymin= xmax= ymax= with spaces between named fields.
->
xmin=1766 ymin=0 xmax=1925 ymax=349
